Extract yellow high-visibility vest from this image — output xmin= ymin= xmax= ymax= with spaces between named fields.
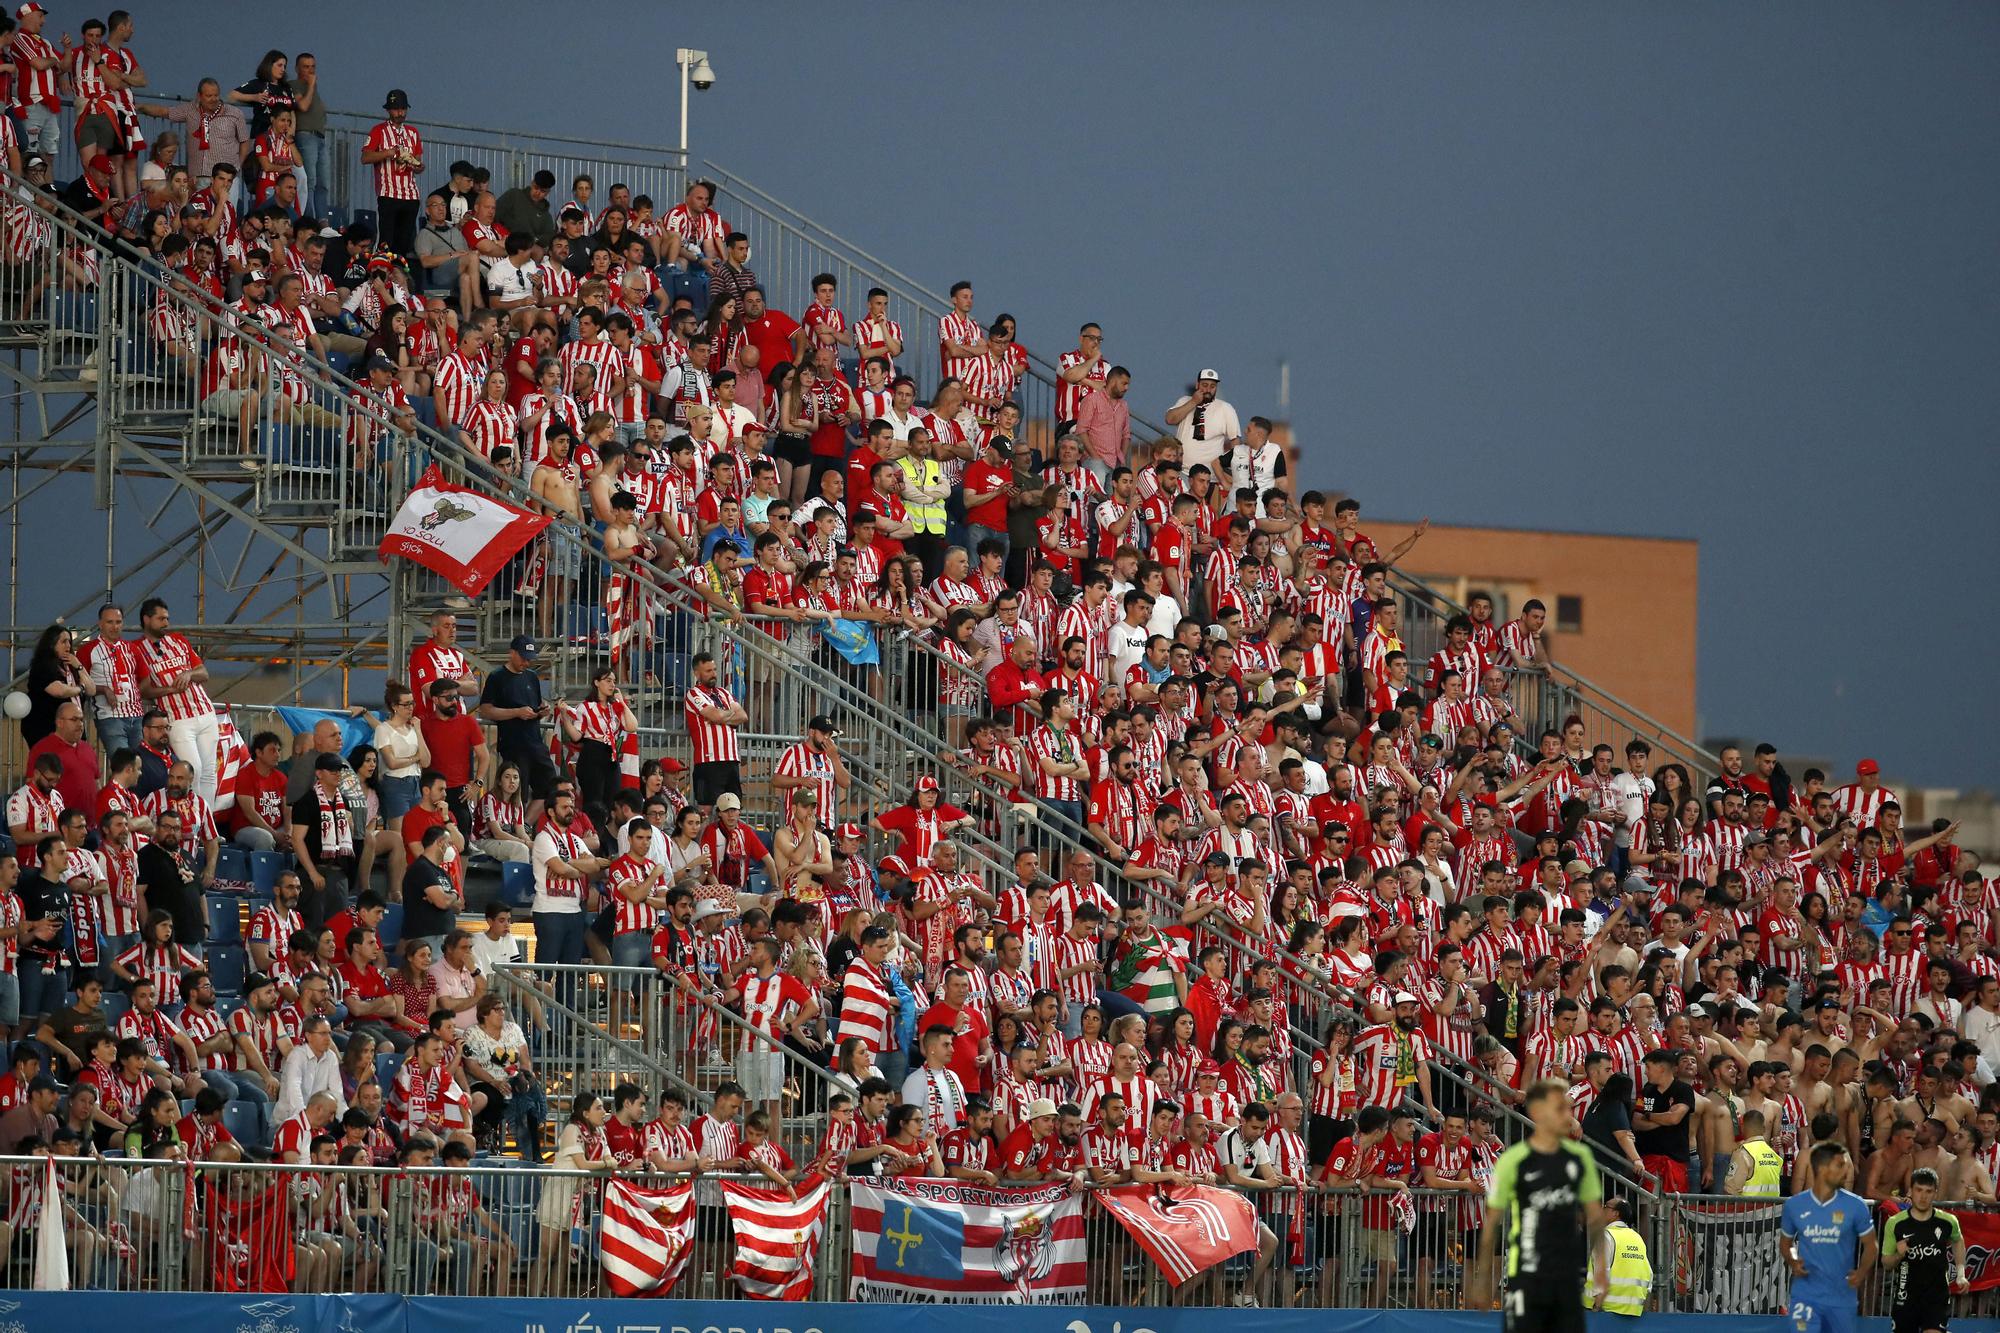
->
xmin=1588 ymin=1220 xmax=1653 ymax=1316
xmin=898 ymin=456 xmax=945 ymax=534
xmin=1739 ymin=1139 xmax=1784 ymax=1197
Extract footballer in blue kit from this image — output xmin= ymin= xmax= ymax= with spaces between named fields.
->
xmin=1779 ymin=1143 xmax=1877 ymax=1333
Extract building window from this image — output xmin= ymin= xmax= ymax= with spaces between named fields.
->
xmin=1556 ymin=595 xmax=1583 ymax=633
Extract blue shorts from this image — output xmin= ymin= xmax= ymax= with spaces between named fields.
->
xmin=378 ymin=774 xmax=419 ymax=819
xmin=1790 ymin=1293 xmax=1859 ymax=1333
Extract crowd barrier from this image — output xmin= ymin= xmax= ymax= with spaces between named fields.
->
xmin=0 ymin=1292 xmax=1875 ymax=1333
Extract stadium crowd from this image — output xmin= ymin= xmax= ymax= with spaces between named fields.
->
xmin=0 ymin=14 xmax=1988 ymax=1303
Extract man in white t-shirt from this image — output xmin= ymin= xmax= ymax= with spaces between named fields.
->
xmin=1164 ymin=368 xmax=1241 ymax=471
xmin=468 ymin=901 xmax=548 ymax=1033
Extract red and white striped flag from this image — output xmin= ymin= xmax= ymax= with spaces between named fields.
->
xmin=721 ymin=1176 xmax=832 ymax=1301
xmin=1094 ymin=1184 xmax=1259 ymax=1287
xmin=599 ymin=1178 xmax=697 ymax=1297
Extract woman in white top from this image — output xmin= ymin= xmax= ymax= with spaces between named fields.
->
xmin=663 ymin=805 xmax=712 ymax=889
xmin=371 ymin=682 xmax=430 ymax=892
xmin=535 ymin=1092 xmax=623 ymax=1296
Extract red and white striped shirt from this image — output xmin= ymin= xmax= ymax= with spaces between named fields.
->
xmin=774 ymin=741 xmax=837 ymax=827
xmin=178 ymin=1003 xmax=234 ymax=1070
xmin=1082 ymin=1072 xmax=1158 ymax=1127
xmin=248 ymin=903 xmax=301 ymax=959
xmin=1831 ymin=783 xmax=1896 ymax=828
xmin=737 ymin=970 xmax=808 ymax=1051
xmin=229 ymin=1005 xmax=288 ymax=1072
xmin=114 ymin=941 xmax=199 ymax=1006
xmin=1026 ymin=725 xmax=1082 ymax=802
xmin=607 ymin=853 xmax=659 ymax=937
xmin=938 ymin=311 xmax=983 ymax=379
xmin=682 ymin=684 xmax=740 ymax=764
xmin=1049 ymin=930 xmax=1100 ymax=1007
xmin=1055 ymin=351 xmax=1110 ymax=422
xmin=5 ymin=785 xmax=61 ymax=868
xmin=364 ymin=120 xmax=422 ymax=202
xmin=12 ymin=34 xmax=60 ymax=112
xmin=1352 ymin=1021 xmax=1431 ymax=1109
xmin=135 ymin=634 xmax=213 ymax=721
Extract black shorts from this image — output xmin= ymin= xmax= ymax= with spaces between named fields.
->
xmin=1504 ymin=1280 xmax=1586 ymax=1333
xmin=771 ymin=432 xmax=812 ymax=466
xmin=692 ymin=760 xmax=742 ymax=806
xmin=1893 ymin=1307 xmax=1951 ymax=1333
xmin=1409 ymin=1210 xmax=1457 ymax=1259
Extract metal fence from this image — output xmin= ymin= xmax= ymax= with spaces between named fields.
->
xmin=13 ymin=1152 xmax=1806 ymax=1312
xmin=495 ymin=960 xmax=844 ymax=1167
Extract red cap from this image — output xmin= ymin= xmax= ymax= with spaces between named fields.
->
xmin=1855 ymin=758 xmax=1880 ymax=776
xmin=878 ymin=854 xmax=910 ymax=877
xmin=16 ymin=4 xmax=46 ymax=16
xmin=87 ymin=153 xmax=113 ymax=174
xmin=837 ymin=822 xmax=864 ymax=841
xmin=659 ymin=758 xmax=686 ymax=774
xmin=915 ymin=775 xmax=940 ymax=792
xmin=1197 ymin=1059 xmax=1221 ymax=1078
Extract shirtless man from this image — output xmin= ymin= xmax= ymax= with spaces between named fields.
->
xmin=1864 ymin=1117 xmax=1917 ymax=1203
xmin=1898 ymin=1067 xmax=1964 ymax=1137
xmin=1940 ymin=1126 xmax=1997 ymax=1203
xmin=1700 ymin=1053 xmax=1744 ymax=1191
xmin=531 ymin=427 xmax=584 ymax=638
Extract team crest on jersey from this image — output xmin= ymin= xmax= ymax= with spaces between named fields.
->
xmin=1831 ymin=1211 xmax=1843 ymax=1223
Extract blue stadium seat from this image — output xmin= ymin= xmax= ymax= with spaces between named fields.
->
xmin=248 ymin=850 xmax=285 ymax=895
xmin=207 ymin=943 xmax=247 ymax=995
xmin=221 ymin=1100 xmax=262 ymax=1147
xmin=375 ymin=1050 xmax=401 ymax=1090
xmin=500 ymin=860 xmax=535 ymax=907
xmin=215 ymin=995 xmax=245 ymax=1022
xmin=205 ymin=894 xmax=243 ymax=943
xmin=214 ymin=844 xmax=251 ymax=889
xmin=99 ymin=993 xmax=130 ymax=1029
xmin=379 ymin=902 xmax=404 ymax=952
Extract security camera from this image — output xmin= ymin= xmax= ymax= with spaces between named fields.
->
xmin=690 ymin=55 xmax=716 ymax=90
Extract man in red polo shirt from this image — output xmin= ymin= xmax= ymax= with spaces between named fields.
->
xmin=26 ymin=702 xmax=98 ymax=817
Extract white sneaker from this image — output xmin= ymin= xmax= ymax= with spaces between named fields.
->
xmin=1231 ymin=1295 xmax=1258 ymax=1308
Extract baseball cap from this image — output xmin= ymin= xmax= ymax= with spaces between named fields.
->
xmin=87 ymin=153 xmax=113 ymax=174
xmin=1203 ymin=850 xmax=1231 ymax=867
xmin=183 ymin=199 xmax=210 ymax=216
xmin=1393 ymin=990 xmax=1421 ymax=1006
xmin=1204 ymin=623 xmax=1229 ymax=641
xmin=365 ymin=352 xmax=397 ymax=375
xmin=243 ymin=269 xmax=268 ymax=284
xmin=741 ymin=420 xmax=769 ymax=435
xmin=659 ymin=758 xmax=686 ymax=774
xmin=317 ymin=225 xmax=342 ymax=239
xmin=715 ymin=793 xmax=741 ymax=812
xmin=26 ymin=1075 xmax=56 ymax=1094
xmin=1197 ymin=367 xmax=1220 ymax=382
xmin=878 ymin=854 xmax=910 ymax=878
xmin=559 ymin=204 xmax=587 ymax=221
xmin=1197 ymin=1059 xmax=1221 ymax=1078
xmin=15 ymin=3 xmax=45 ymax=15
xmin=1743 ymin=831 xmax=1769 ymax=847
xmin=915 ymin=775 xmax=940 ymax=792
xmin=1856 ymin=758 xmax=1880 ymax=776
xmin=837 ymin=822 xmax=864 ymax=841
xmin=22 ymin=153 xmax=46 ymax=172
xmin=313 ymin=753 xmax=345 ymax=773
xmin=507 ymin=634 xmax=538 ymax=660
xmin=1817 ymin=996 xmax=1842 ymax=1010
xmin=808 ymin=715 xmax=836 ymax=734
xmin=243 ymin=973 xmax=276 ymax=996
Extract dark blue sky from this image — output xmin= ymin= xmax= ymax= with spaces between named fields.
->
xmin=136 ymin=2 xmax=1999 ymax=786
